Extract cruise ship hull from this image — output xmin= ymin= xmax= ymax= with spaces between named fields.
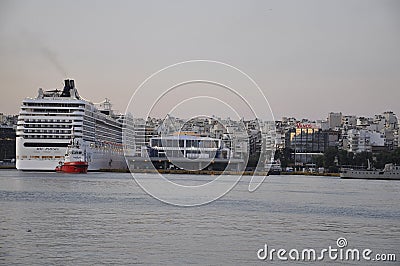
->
xmin=16 ymin=138 xmax=127 ymax=171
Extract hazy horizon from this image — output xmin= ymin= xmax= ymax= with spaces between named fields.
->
xmin=1 ymin=0 xmax=399 ymax=121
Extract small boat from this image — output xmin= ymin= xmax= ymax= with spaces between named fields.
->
xmin=55 ymin=138 xmax=88 ymax=173
xmin=266 ymin=159 xmax=282 ymax=175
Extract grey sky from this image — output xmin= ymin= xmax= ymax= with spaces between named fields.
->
xmin=0 ymin=0 xmax=399 ymax=120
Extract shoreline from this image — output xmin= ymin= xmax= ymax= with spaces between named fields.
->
xmin=0 ymin=165 xmax=16 ymax=169
xmin=99 ymin=168 xmax=340 ymax=177
xmin=1 ymin=166 xmax=340 ymax=177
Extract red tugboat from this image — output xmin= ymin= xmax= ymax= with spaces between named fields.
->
xmin=56 ymin=138 xmax=88 ymax=173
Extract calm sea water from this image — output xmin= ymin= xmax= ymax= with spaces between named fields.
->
xmin=0 ymin=170 xmax=399 ymax=265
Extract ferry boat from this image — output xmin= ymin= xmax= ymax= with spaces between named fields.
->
xmin=55 ymin=137 xmax=88 ymax=173
xmin=340 ymin=163 xmax=400 ymax=180
xmin=16 ymin=79 xmax=134 ymax=171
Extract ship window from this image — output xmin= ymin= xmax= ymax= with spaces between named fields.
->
xmin=24 ymin=142 xmax=69 ymax=147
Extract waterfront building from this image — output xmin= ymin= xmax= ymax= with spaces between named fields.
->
xmin=383 ymin=111 xmax=398 ymax=130
xmin=0 ymin=113 xmax=18 ymax=127
xmin=0 ymin=125 xmax=16 ymax=161
xmin=328 ymin=112 xmax=342 ymax=129
xmin=315 ymin=120 xmax=329 ymax=131
xmin=147 ymin=135 xmax=228 ymax=159
xmin=345 ymin=129 xmax=384 ymax=153
xmin=128 ymin=134 xmax=237 ymax=171
xmin=132 ymin=118 xmax=157 ymax=157
xmin=282 ymin=121 xmax=340 ymax=164
xmin=342 ymin=115 xmax=357 ymax=129
xmin=356 ymin=117 xmax=372 ymax=128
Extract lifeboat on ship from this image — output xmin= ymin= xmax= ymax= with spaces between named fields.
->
xmin=56 ymin=138 xmax=88 ymax=173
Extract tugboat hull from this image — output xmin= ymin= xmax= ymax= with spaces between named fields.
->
xmin=55 ymin=161 xmax=88 ymax=173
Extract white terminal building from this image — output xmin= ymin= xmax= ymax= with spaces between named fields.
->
xmin=146 ymin=135 xmax=230 ymax=159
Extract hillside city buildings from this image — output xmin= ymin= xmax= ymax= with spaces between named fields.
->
xmin=1 ymin=111 xmax=399 ymax=169
xmin=277 ymin=111 xmax=399 ymax=166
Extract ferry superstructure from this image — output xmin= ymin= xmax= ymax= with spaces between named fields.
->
xmin=16 ymin=79 xmax=132 ymax=171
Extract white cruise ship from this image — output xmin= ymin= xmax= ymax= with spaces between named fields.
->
xmin=16 ymin=79 xmax=133 ymax=171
